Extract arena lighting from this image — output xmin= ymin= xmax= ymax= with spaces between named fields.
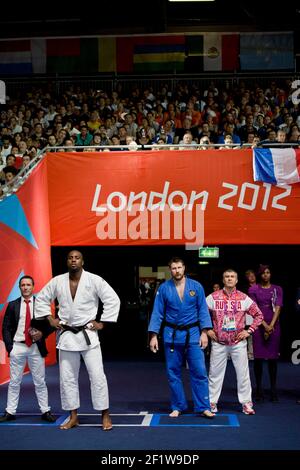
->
xmin=169 ymin=1 xmax=215 ymax=3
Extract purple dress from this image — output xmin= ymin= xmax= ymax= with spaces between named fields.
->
xmin=248 ymin=284 xmax=283 ymax=359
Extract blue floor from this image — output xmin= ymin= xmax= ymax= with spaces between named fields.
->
xmin=0 ymin=359 xmax=300 ymax=452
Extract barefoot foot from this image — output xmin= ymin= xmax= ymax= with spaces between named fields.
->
xmin=169 ymin=410 xmax=181 ymax=418
xmin=60 ymin=417 xmax=79 ymax=430
xmin=102 ymin=410 xmax=113 ymax=431
xmin=200 ymin=410 xmax=215 ymax=419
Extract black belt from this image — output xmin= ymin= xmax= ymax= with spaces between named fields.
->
xmin=164 ymin=321 xmax=200 ymax=352
xmin=60 ymin=324 xmax=91 ymax=346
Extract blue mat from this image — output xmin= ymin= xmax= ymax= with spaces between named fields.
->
xmin=0 ymin=360 xmax=300 ymax=451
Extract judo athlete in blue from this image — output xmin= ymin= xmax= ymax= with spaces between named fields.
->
xmin=148 ymin=257 xmax=214 ymax=418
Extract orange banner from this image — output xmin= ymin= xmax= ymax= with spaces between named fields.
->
xmin=47 ymin=150 xmax=300 ymax=246
xmin=0 ymin=161 xmax=56 ymax=384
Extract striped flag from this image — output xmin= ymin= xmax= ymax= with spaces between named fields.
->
xmin=99 ymin=37 xmax=116 ymax=72
xmin=0 ymin=40 xmax=32 ymax=74
xmin=116 ymin=37 xmax=135 ymax=73
xmin=133 ymin=36 xmax=185 ymax=73
xmin=185 ymin=35 xmax=203 ymax=72
xmin=31 ymin=39 xmax=46 ymax=74
xmin=46 ymin=38 xmax=98 ymax=74
xmin=47 ymin=38 xmax=81 ymax=73
xmin=203 ymin=33 xmax=239 ymax=71
xmin=240 ymin=33 xmax=294 ymax=70
xmin=253 ymin=148 xmax=300 ymax=186
xmin=185 ymin=34 xmax=239 ymax=72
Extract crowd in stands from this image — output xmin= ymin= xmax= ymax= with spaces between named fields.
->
xmin=1 ymin=78 xmax=300 ymax=196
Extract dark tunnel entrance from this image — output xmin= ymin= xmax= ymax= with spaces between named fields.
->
xmin=51 ymin=245 xmax=300 ymax=361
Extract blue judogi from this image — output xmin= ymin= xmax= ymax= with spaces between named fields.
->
xmin=148 ymin=277 xmax=212 ymax=412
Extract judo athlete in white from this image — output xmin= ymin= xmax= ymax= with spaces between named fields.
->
xmin=34 ymin=250 xmax=120 ymax=430
xmin=148 ymin=257 xmax=214 ymax=418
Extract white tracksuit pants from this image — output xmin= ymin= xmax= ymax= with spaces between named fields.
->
xmin=209 ymin=340 xmax=252 ymax=404
xmin=59 ymin=344 xmax=109 ymax=411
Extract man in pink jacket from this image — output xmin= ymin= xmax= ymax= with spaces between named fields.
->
xmin=206 ymin=269 xmax=263 ymax=415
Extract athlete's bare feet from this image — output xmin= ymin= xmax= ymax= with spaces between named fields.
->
xmin=169 ymin=410 xmax=181 ymax=418
xmin=60 ymin=417 xmax=79 ymax=429
xmin=200 ymin=410 xmax=215 ymax=419
xmin=102 ymin=409 xmax=113 ymax=431
xmin=60 ymin=410 xmax=79 ymax=430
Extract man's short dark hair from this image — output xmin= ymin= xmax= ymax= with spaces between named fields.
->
xmin=67 ymin=249 xmax=84 ymax=260
xmin=5 ymin=153 xmax=16 ymax=161
xmin=19 ymin=275 xmax=34 ymax=286
xmin=245 ymin=269 xmax=255 ymax=276
xmin=3 ymin=165 xmax=18 ymax=176
xmin=168 ymin=257 xmax=185 ymax=267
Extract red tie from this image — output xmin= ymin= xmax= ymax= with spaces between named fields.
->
xmin=24 ymin=299 xmax=32 ymax=347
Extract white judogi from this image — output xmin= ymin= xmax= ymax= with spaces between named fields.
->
xmin=35 ymin=270 xmax=120 ymax=410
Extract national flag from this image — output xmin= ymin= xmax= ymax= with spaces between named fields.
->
xmin=0 ymin=80 xmax=5 ymax=104
xmin=221 ymin=34 xmax=239 ymax=70
xmin=253 ymin=148 xmax=300 ymax=186
xmin=99 ymin=37 xmax=116 ymax=72
xmin=0 ymin=40 xmax=32 ymax=74
xmin=31 ymin=38 xmax=46 ymax=74
xmin=81 ymin=38 xmax=98 ymax=73
xmin=116 ymin=37 xmax=136 ymax=73
xmin=185 ymin=35 xmax=203 ymax=72
xmin=185 ymin=34 xmax=239 ymax=72
xmin=47 ymin=38 xmax=80 ymax=73
xmin=203 ymin=33 xmax=239 ymax=71
xmin=240 ymin=33 xmax=294 ymax=70
xmin=133 ymin=36 xmax=185 ymax=73
xmin=46 ymin=38 xmax=98 ymax=74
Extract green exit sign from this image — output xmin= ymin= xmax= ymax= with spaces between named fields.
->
xmin=199 ymin=247 xmax=219 ymax=258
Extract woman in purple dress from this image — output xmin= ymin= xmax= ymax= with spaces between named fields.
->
xmin=248 ymin=265 xmax=283 ymax=402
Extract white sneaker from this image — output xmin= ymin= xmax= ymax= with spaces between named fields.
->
xmin=242 ymin=402 xmax=255 ymax=415
xmin=210 ymin=402 xmax=218 ymax=413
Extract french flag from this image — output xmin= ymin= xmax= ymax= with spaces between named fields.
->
xmin=253 ymin=148 xmax=300 ymax=186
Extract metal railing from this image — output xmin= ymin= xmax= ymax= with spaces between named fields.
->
xmin=1 ymin=142 xmax=298 ymax=201
xmin=3 ymin=71 xmax=300 ymax=99
xmin=0 ymin=153 xmax=42 ymax=200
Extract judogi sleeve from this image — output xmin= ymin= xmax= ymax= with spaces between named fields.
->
xmin=94 ymin=276 xmax=120 ymax=323
xmin=34 ymin=278 xmax=58 ymax=319
xmin=148 ymin=286 xmax=166 ymax=334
